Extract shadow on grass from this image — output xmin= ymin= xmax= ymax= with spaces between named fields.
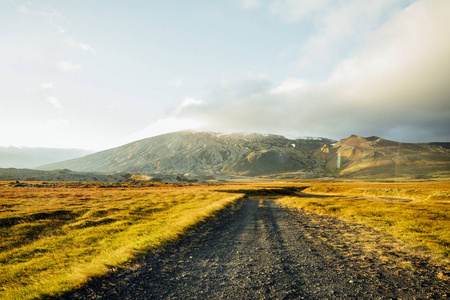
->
xmin=221 ymin=186 xmax=309 ymax=197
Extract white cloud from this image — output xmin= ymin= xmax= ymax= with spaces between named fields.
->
xmin=16 ymin=3 xmax=65 ymax=21
xmin=146 ymin=0 xmax=450 ymax=142
xmin=270 ymin=0 xmax=408 ymax=75
xmin=107 ymin=102 xmax=120 ymax=110
xmin=219 ymin=79 xmax=231 ymax=89
xmin=57 ymin=61 xmax=82 ymax=72
xmin=130 ymin=117 xmax=205 ymax=141
xmin=17 ymin=5 xmax=30 ymax=14
xmin=46 ymin=96 xmax=63 ymax=109
xmin=129 ymin=98 xmax=206 ymax=140
xmin=270 ymin=78 xmax=309 ymax=94
xmin=240 ymin=0 xmax=261 ymax=9
xmin=171 ymin=78 xmax=184 ymax=88
xmin=65 ymin=38 xmax=96 ymax=54
xmin=47 ymin=118 xmax=69 ymax=129
xmin=178 ymin=98 xmax=203 ymax=111
xmin=41 ymin=82 xmax=54 ymax=90
xmin=327 ymin=0 xmax=450 ymax=107
xmin=269 ymin=0 xmax=328 ymax=23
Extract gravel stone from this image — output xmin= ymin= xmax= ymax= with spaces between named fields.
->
xmin=65 ymin=198 xmax=449 ymax=299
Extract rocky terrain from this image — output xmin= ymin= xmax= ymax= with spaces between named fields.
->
xmin=66 ymin=191 xmax=449 ymax=299
xmin=36 ymin=131 xmax=449 ymax=180
xmin=317 ymin=135 xmax=450 ymax=178
xmin=37 ymin=132 xmax=335 ymax=178
xmin=0 ymin=168 xmax=130 ymax=182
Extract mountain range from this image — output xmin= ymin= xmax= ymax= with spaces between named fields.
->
xmin=36 ymin=131 xmax=450 ymax=180
xmin=0 ymin=147 xmax=93 ymax=169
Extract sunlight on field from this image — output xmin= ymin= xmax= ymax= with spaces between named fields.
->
xmin=1 ymin=179 xmax=448 ymax=299
xmin=278 ymin=181 xmax=450 ymax=258
xmin=0 ymin=183 xmax=243 ymax=300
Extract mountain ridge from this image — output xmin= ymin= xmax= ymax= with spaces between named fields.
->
xmin=36 ymin=131 xmax=450 ymax=179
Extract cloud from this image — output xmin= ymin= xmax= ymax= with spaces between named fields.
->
xmin=41 ymin=82 xmax=54 ymax=90
xmin=57 ymin=60 xmax=82 ymax=72
xmin=129 ymin=117 xmax=204 ymax=142
xmin=17 ymin=4 xmax=30 ymax=14
xmin=171 ymin=78 xmax=184 ymax=88
xmin=269 ymin=0 xmax=328 ymax=23
xmin=47 ymin=118 xmax=69 ymax=129
xmin=128 ymin=98 xmax=205 ymax=141
xmin=327 ymin=0 xmax=450 ymax=109
xmin=107 ymin=102 xmax=120 ymax=110
xmin=176 ymin=98 xmax=203 ymax=113
xmin=145 ymin=0 xmax=450 ymax=142
xmin=16 ymin=3 xmax=65 ymax=22
xmin=209 ymin=78 xmax=271 ymax=101
xmin=240 ymin=0 xmax=261 ymax=9
xmin=46 ymin=96 xmax=63 ymax=109
xmin=270 ymin=78 xmax=310 ymax=94
xmin=65 ymin=38 xmax=96 ymax=54
xmin=270 ymin=0 xmax=408 ymax=75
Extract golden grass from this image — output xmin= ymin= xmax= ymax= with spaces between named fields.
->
xmin=277 ymin=180 xmax=450 ymax=258
xmin=1 ymin=178 xmax=449 ymax=299
xmin=0 ymin=184 xmax=243 ymax=300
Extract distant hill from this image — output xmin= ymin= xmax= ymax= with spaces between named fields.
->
xmin=36 ymin=131 xmax=449 ymax=180
xmin=0 ymin=147 xmax=93 ymax=168
xmin=37 ymin=131 xmax=335 ymax=177
xmin=316 ymin=135 xmax=450 ymax=179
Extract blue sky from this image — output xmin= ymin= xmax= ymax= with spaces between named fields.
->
xmin=1 ymin=0 xmax=449 ymax=151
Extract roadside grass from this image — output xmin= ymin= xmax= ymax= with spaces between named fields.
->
xmin=277 ymin=181 xmax=450 ymax=259
xmin=0 ymin=184 xmax=243 ymax=300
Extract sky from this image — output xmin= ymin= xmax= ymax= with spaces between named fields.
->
xmin=1 ymin=0 xmax=449 ymax=151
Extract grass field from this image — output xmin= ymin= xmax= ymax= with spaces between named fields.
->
xmin=277 ymin=180 xmax=450 ymax=259
xmin=1 ymin=179 xmax=449 ymax=299
xmin=0 ymin=182 xmax=244 ymax=300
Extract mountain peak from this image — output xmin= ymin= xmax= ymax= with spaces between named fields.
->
xmin=34 ymin=131 xmax=449 ymax=180
xmin=37 ymin=131 xmax=336 ymax=177
xmin=336 ymin=135 xmax=398 ymax=148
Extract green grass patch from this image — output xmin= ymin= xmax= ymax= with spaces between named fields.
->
xmin=0 ymin=186 xmax=243 ymax=299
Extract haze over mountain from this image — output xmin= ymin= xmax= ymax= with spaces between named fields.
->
xmin=37 ymin=131 xmax=450 ymax=180
xmin=0 ymin=147 xmax=93 ymax=169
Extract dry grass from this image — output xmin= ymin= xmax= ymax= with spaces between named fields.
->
xmin=277 ymin=180 xmax=450 ymax=259
xmin=0 ymin=183 xmax=243 ymax=300
xmin=1 ymin=178 xmax=449 ymax=299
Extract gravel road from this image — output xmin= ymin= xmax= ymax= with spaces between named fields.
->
xmin=66 ymin=196 xmax=449 ymax=299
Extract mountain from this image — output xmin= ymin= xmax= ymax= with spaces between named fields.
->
xmin=37 ymin=131 xmax=335 ymax=178
xmin=0 ymin=147 xmax=93 ymax=169
xmin=317 ymin=135 xmax=450 ymax=178
xmin=36 ymin=131 xmax=449 ymax=180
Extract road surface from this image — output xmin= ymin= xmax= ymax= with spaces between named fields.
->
xmin=67 ymin=197 xmax=449 ymax=299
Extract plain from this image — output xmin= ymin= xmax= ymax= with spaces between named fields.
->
xmin=0 ymin=178 xmax=448 ymax=299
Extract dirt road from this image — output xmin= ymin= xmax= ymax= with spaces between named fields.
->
xmin=67 ymin=197 xmax=449 ymax=299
